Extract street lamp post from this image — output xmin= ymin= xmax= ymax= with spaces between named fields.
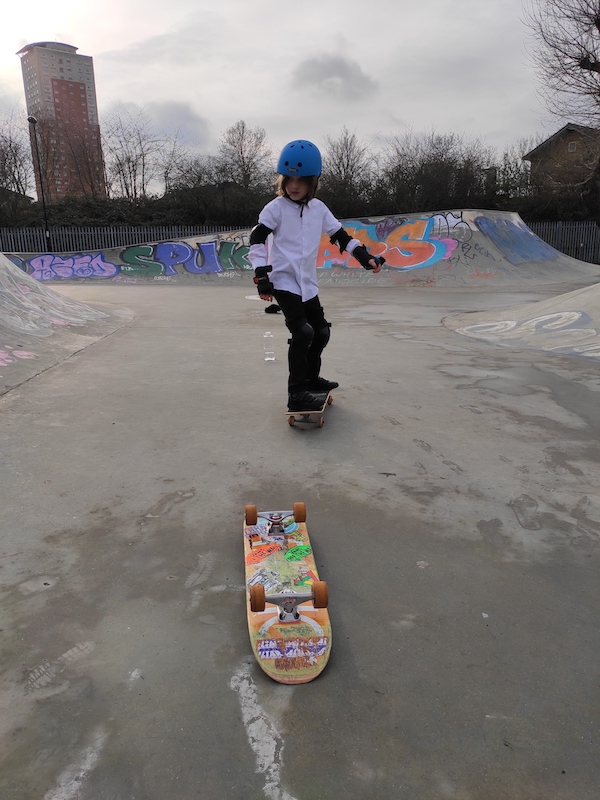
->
xmin=27 ymin=115 xmax=52 ymax=253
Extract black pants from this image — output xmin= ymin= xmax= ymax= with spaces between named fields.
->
xmin=272 ymin=290 xmax=331 ymax=393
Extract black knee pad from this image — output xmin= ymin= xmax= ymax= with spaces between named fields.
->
xmin=288 ymin=320 xmax=314 ymax=347
xmin=313 ymin=324 xmax=330 ymax=349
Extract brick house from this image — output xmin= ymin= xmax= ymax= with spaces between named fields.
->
xmin=522 ymin=124 xmax=600 ymax=189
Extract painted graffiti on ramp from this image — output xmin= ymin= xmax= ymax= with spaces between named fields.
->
xmin=0 ymin=252 xmax=108 ymax=336
xmin=446 ymin=283 xmax=600 ymax=359
xmin=0 ymin=252 xmax=133 ymax=395
xmin=6 ymin=210 xmax=600 ymax=287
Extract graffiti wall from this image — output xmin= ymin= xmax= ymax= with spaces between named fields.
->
xmin=5 ymin=210 xmax=599 ymax=286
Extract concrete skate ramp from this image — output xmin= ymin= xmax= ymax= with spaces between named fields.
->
xmin=445 ymin=282 xmax=600 ymax=359
xmin=0 ymin=253 xmax=133 ymax=395
xmin=5 ymin=209 xmax=600 ymax=288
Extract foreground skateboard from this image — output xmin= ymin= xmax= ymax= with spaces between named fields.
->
xmin=244 ymin=502 xmax=331 ymax=683
xmin=286 ymin=391 xmax=333 ymax=428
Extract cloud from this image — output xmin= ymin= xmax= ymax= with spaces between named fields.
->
xmin=100 ymin=30 xmax=209 ymax=67
xmin=98 ymin=9 xmax=223 ymax=68
xmin=102 ymin=99 xmax=211 ymax=149
xmin=0 ymin=86 xmax=24 ymax=113
xmin=291 ymin=56 xmax=379 ymax=102
xmin=145 ymin=100 xmax=210 ymax=146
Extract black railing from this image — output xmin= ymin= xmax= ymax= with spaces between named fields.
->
xmin=529 ymin=220 xmax=600 ymax=265
xmin=0 ymin=224 xmax=240 ymax=254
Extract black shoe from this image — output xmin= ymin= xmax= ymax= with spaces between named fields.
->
xmin=265 ymin=304 xmax=281 ymax=314
xmin=288 ymin=390 xmax=324 ymax=412
xmin=306 ymin=377 xmax=339 ymax=392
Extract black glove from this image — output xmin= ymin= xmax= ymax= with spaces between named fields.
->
xmin=254 ymin=266 xmax=274 ymax=295
xmin=352 ymin=246 xmax=386 ymax=271
xmin=367 ymin=256 xmax=386 ymax=271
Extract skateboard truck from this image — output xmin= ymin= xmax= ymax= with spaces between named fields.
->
xmin=270 ymin=589 xmax=314 ymax=622
xmin=245 ymin=505 xmax=306 ymax=529
xmin=249 ymin=581 xmax=328 ymax=618
xmin=265 ymin=512 xmax=284 ymax=532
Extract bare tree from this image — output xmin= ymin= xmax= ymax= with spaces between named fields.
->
xmin=216 ymin=120 xmax=272 ymax=191
xmin=524 ymin=0 xmax=600 ymax=123
xmin=158 ymin=128 xmax=191 ymax=195
xmin=382 ymin=130 xmax=494 ymax=212
xmin=524 ymin=2 xmax=600 ymax=216
xmin=102 ymin=104 xmax=164 ymax=199
xmin=496 ymin=137 xmax=539 ymax=199
xmin=322 ymin=127 xmax=372 ymax=186
xmin=0 ymin=109 xmax=34 ymax=224
xmin=320 ymin=127 xmax=376 ymax=216
xmin=0 ymin=107 xmax=33 ymax=198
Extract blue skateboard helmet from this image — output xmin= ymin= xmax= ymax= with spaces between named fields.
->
xmin=277 ymin=140 xmax=322 ymax=177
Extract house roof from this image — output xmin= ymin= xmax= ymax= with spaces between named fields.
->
xmin=522 ymin=124 xmax=600 ymax=161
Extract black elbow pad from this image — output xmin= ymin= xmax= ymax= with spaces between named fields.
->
xmin=249 ymin=224 xmax=273 ymax=246
xmin=330 ymin=227 xmax=353 ymax=253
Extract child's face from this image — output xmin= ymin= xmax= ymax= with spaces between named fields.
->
xmin=285 ymin=176 xmax=311 ymax=201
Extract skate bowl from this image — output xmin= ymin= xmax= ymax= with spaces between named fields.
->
xmin=0 ymin=252 xmax=133 ymax=395
xmin=4 ymin=209 xmax=600 ymax=289
xmin=3 ymin=208 xmax=600 ymax=389
xmin=445 ymin=281 xmax=600 ymax=360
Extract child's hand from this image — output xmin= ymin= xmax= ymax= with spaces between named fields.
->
xmin=369 ymin=258 xmax=382 ymax=274
xmin=260 ymin=293 xmax=274 ymax=301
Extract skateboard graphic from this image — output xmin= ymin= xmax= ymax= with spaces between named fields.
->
xmin=244 ymin=502 xmax=331 ymax=684
xmin=286 ymin=391 xmax=333 ymax=428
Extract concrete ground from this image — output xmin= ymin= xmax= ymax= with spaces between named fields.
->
xmin=1 ymin=283 xmax=599 ymax=800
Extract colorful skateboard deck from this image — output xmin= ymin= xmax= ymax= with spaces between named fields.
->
xmin=244 ymin=503 xmax=331 ymax=684
xmin=286 ymin=391 xmax=333 ymax=428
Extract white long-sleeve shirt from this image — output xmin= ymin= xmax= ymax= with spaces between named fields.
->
xmin=248 ymin=195 xmax=360 ymax=302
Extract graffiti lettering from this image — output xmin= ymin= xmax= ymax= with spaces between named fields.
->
xmin=257 ymin=636 xmax=329 ymax=661
xmin=317 ymin=215 xmax=459 ymax=271
xmin=460 ymin=242 xmax=495 ymax=261
xmin=29 ymin=253 xmax=119 ymax=281
xmin=155 ymin=242 xmax=197 ymax=275
xmin=431 ymin=212 xmax=472 ymax=242
xmin=475 ymin=217 xmax=557 ymax=265
xmin=217 ymin=241 xmax=251 ymax=271
xmin=121 ymin=244 xmax=163 ymax=277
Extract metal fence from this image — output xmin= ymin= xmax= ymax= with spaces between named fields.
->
xmin=529 ymin=220 xmax=600 ymax=265
xmin=2 ymin=220 xmax=600 ymax=264
xmin=0 ymin=224 xmax=240 ymax=254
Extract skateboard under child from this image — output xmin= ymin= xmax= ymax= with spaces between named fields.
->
xmin=286 ymin=391 xmax=333 ymax=428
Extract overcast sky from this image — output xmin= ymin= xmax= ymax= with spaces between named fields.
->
xmin=0 ymin=0 xmax=555 ymax=158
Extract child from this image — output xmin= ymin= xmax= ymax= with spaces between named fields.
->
xmin=248 ymin=139 xmax=384 ymax=411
